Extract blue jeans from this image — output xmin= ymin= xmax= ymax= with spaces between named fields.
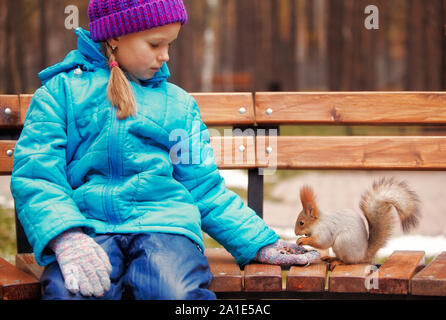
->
xmin=40 ymin=232 xmax=216 ymax=300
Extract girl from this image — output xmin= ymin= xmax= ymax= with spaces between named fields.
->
xmin=10 ymin=0 xmax=319 ymax=300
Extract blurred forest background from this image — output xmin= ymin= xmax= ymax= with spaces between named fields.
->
xmin=2 ymin=0 xmax=446 ymax=262
xmin=1 ymin=0 xmax=446 ymax=94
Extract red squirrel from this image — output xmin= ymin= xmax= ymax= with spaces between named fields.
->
xmin=294 ymin=178 xmax=421 ymax=266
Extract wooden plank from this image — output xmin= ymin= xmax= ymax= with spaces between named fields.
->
xmin=411 ymin=252 xmax=446 ymax=296
xmin=286 ymin=262 xmax=327 ymax=292
xmin=255 ymin=92 xmax=446 ymax=125
xmin=210 ymin=136 xmax=256 ymax=169
xmin=18 ymin=93 xmax=255 ymax=126
xmin=19 ymin=94 xmax=33 ymax=126
xmin=0 ymin=136 xmax=255 ymax=175
xmin=15 ymin=254 xmax=44 ymax=281
xmin=205 ymin=248 xmax=242 ymax=292
xmin=0 ymin=258 xmax=41 ymax=300
xmin=256 ymin=136 xmax=446 ymax=170
xmin=244 ymin=264 xmax=282 ymax=292
xmin=0 ymin=141 xmax=15 ymax=175
xmin=0 ymin=95 xmax=21 ymax=127
xmin=328 ymin=264 xmax=376 ymax=293
xmin=192 ymin=93 xmax=255 ymax=126
xmin=369 ymin=250 xmax=425 ymax=295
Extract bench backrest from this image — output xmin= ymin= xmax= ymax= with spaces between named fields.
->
xmin=2 ymin=91 xmax=446 ymax=254
xmin=255 ymin=92 xmax=446 ymax=170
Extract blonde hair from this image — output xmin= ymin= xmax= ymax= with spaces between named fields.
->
xmin=101 ymin=42 xmax=137 ymax=120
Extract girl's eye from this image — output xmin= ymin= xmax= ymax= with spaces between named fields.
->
xmin=150 ymin=43 xmax=160 ymax=48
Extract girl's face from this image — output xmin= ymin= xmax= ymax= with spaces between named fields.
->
xmin=107 ymin=23 xmax=181 ymax=81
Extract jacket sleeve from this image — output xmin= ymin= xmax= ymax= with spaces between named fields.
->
xmin=10 ymin=78 xmax=92 ymax=266
xmin=172 ymin=96 xmax=279 ymax=266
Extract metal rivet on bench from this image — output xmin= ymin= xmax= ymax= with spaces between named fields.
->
xmin=4 ymin=108 xmax=12 ymax=115
xmin=6 ymin=150 xmax=14 ymax=157
xmin=266 ymin=147 xmax=273 ymax=154
xmin=238 ymin=145 xmax=246 ymax=152
xmin=257 ymin=272 xmax=265 ymax=275
xmin=344 ymin=273 xmax=351 ymax=276
xmin=239 ymin=107 xmax=247 ymax=115
xmin=266 ymin=108 xmax=273 ymax=116
xmin=218 ymin=272 xmax=227 ymax=275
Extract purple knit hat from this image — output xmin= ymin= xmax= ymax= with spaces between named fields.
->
xmin=88 ymin=0 xmax=188 ymax=42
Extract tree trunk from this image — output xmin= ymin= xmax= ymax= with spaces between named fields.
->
xmin=39 ymin=0 xmax=47 ymax=70
xmin=327 ymin=0 xmax=344 ymax=90
xmin=425 ymin=0 xmax=443 ymax=90
xmin=406 ymin=0 xmax=426 ymax=90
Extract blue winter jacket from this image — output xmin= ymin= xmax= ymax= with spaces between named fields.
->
xmin=10 ymin=28 xmax=279 ymax=267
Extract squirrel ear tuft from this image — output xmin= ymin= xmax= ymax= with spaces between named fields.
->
xmin=307 ymin=203 xmax=313 ymax=215
xmin=300 ymin=185 xmax=318 ymax=218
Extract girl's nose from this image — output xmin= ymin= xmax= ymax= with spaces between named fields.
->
xmin=158 ymin=48 xmax=170 ymax=63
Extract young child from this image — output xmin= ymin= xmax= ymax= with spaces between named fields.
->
xmin=10 ymin=0 xmax=319 ymax=300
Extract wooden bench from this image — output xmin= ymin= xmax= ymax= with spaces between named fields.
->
xmin=1 ymin=92 xmax=446 ymax=300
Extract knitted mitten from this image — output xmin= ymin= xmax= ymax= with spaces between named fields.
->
xmin=254 ymin=239 xmax=320 ymax=266
xmin=49 ymin=228 xmax=112 ymax=297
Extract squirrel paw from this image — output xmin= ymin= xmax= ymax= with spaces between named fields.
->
xmin=328 ymin=259 xmax=344 ymax=271
xmin=321 ymin=256 xmax=344 ymax=271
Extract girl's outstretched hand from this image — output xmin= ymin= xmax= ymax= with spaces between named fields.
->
xmin=253 ymin=239 xmax=320 ymax=266
xmin=49 ymin=228 xmax=112 ymax=297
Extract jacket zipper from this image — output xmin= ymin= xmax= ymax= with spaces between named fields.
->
xmin=104 ymin=107 xmax=121 ymax=226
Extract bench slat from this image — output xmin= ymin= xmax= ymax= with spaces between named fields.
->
xmin=15 ymin=92 xmax=446 ymax=126
xmin=411 ymin=251 xmax=446 ymax=296
xmin=0 ymin=136 xmax=256 ymax=175
xmin=244 ymin=264 xmax=282 ymax=292
xmin=210 ymin=136 xmax=256 ymax=168
xmin=286 ymin=262 xmax=327 ymax=292
xmin=18 ymin=95 xmax=32 ymax=126
xmin=255 ymin=92 xmax=446 ymax=125
xmin=257 ymin=136 xmax=446 ymax=170
xmin=0 ymin=141 xmax=15 ymax=175
xmin=0 ymin=258 xmax=41 ymax=300
xmin=15 ymin=254 xmax=44 ymax=281
xmin=13 ymin=93 xmax=255 ymax=127
xmin=192 ymin=93 xmax=255 ymax=126
xmin=0 ymin=95 xmax=21 ymax=127
xmin=328 ymin=264 xmax=375 ymax=293
xmin=205 ymin=248 xmax=242 ymax=292
xmin=369 ymin=250 xmax=425 ymax=295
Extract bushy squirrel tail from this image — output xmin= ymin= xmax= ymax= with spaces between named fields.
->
xmin=359 ymin=177 xmax=421 ymax=262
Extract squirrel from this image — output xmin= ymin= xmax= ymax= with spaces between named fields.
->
xmin=294 ymin=177 xmax=421 ymax=265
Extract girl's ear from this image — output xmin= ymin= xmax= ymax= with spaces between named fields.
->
xmin=107 ymin=37 xmax=120 ymax=50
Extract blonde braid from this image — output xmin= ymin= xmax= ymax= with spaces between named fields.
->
xmin=102 ymin=42 xmax=137 ymax=120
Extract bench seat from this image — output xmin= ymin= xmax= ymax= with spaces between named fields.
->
xmin=2 ymin=249 xmax=445 ymax=300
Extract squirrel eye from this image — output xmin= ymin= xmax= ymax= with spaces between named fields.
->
xmin=299 ymin=221 xmax=304 ymax=226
